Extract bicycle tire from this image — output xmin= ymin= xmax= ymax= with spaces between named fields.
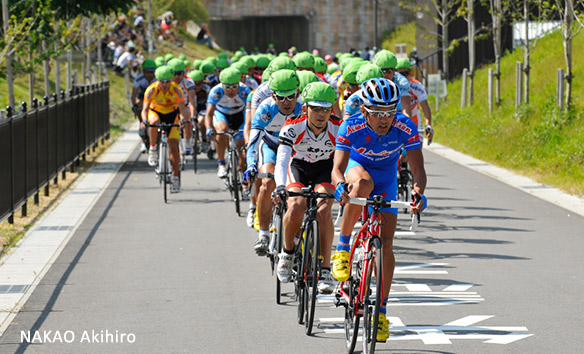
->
xmin=362 ymin=237 xmax=383 ymax=354
xmin=160 ymin=143 xmax=168 ymax=204
xmin=304 ymin=220 xmax=320 ymax=335
xmin=272 ymin=206 xmax=284 ymax=305
xmin=192 ymin=124 xmax=198 ymax=174
xmin=230 ymin=149 xmax=241 ymax=216
xmin=295 ymin=230 xmax=305 ymax=325
xmin=345 ymin=251 xmax=361 ymax=353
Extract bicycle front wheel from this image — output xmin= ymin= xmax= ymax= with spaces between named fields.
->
xmin=192 ymin=123 xmax=199 ymax=174
xmin=345 ymin=255 xmax=361 ymax=353
xmin=229 ymin=149 xmax=241 ymax=216
xmin=160 ymin=143 xmax=168 ymax=204
xmin=272 ymin=205 xmax=284 ymax=304
xmin=295 ymin=230 xmax=305 ymax=325
xmin=304 ymin=220 xmax=320 ymax=335
xmin=362 ymin=237 xmax=383 ymax=354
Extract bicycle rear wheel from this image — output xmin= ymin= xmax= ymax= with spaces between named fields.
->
xmin=229 ymin=149 xmax=241 ymax=216
xmin=362 ymin=237 xmax=383 ymax=354
xmin=304 ymin=220 xmax=320 ymax=335
xmin=192 ymin=123 xmax=199 ymax=174
xmin=271 ymin=205 xmax=284 ymax=304
xmin=295 ymin=230 xmax=305 ymax=325
xmin=160 ymin=143 xmax=168 ymax=204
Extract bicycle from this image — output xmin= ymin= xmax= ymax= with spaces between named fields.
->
xmin=216 ymin=130 xmax=244 ymax=216
xmin=148 ymin=122 xmax=181 ymax=203
xmin=335 ymin=196 xmax=418 ymax=354
xmin=282 ymin=187 xmax=335 ymax=335
xmin=397 ymin=152 xmax=414 ymax=214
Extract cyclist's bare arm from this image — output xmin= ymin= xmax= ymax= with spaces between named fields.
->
xmin=205 ymin=104 xmax=216 ymax=130
xmin=420 ymin=100 xmax=434 ymax=140
xmin=141 ymin=101 xmax=151 ymax=123
xmin=407 ymin=148 xmax=427 ymax=212
xmin=245 ymin=107 xmax=257 ymax=143
xmin=131 ymin=88 xmax=139 ymax=105
xmin=332 ymin=149 xmax=352 ymax=204
xmin=401 ymin=95 xmax=412 ymax=118
xmin=187 ymin=89 xmax=197 ymax=118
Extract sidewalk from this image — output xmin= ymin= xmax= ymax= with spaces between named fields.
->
xmin=0 ymin=127 xmax=139 ymax=336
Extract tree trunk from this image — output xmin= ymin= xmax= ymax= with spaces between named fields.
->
xmin=563 ymin=0 xmax=574 ymax=110
xmin=523 ymin=0 xmax=530 ymax=103
xmin=2 ymin=0 xmax=15 ymax=108
xmin=492 ymin=0 xmax=501 ymax=105
xmin=442 ymin=0 xmax=450 ymax=80
xmin=467 ymin=0 xmax=475 ymax=105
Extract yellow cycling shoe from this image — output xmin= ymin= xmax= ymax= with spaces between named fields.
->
xmin=376 ymin=313 xmax=390 ymax=342
xmin=253 ymin=211 xmax=260 ymax=232
xmin=331 ymin=251 xmax=350 ymax=282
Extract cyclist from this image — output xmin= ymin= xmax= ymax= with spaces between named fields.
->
xmin=331 ymin=78 xmax=427 ymax=341
xmin=272 ymin=82 xmax=340 ymax=294
xmin=189 ymin=69 xmax=211 ymax=154
xmin=293 ymin=52 xmax=315 ymax=72
xmin=169 ymin=59 xmax=196 ymax=155
xmin=373 ymin=50 xmax=412 ymax=118
xmin=343 ymin=63 xmax=383 ymax=119
xmin=243 ymin=70 xmax=303 ymax=255
xmin=143 ymin=66 xmax=189 ymax=193
xmin=131 ymin=59 xmax=158 ymax=153
xmin=395 ymin=58 xmax=434 ymax=145
xmin=205 ymin=67 xmax=251 ymax=178
xmin=338 ymin=60 xmax=365 ymax=113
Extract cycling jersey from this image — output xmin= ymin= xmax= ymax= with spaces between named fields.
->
xmin=275 ymin=115 xmax=341 ymax=187
xmin=245 ymin=76 xmax=259 ymax=90
xmin=144 ymin=81 xmax=185 ymax=114
xmin=246 ymin=97 xmax=302 ymax=167
xmin=195 ymin=82 xmax=211 ymax=114
xmin=408 ymin=78 xmax=428 ymax=133
xmin=336 ymin=112 xmax=420 ymax=169
xmin=250 ymin=81 xmax=272 ymax=109
xmin=206 ymin=73 xmax=219 ymax=88
xmin=393 ymin=72 xmax=411 ymax=99
xmin=177 ymin=76 xmax=196 ymax=106
xmin=133 ymin=74 xmax=157 ymax=101
xmin=207 ymin=83 xmax=250 ymax=115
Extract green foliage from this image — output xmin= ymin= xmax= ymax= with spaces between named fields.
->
xmin=434 ymin=29 xmax=584 ymax=196
xmin=381 ymin=21 xmax=417 ymax=55
xmin=150 ymin=0 xmax=208 ymax=24
xmin=50 ymin=0 xmax=134 ymax=19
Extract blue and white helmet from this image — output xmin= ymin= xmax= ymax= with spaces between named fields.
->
xmin=360 ymin=78 xmax=400 ymax=107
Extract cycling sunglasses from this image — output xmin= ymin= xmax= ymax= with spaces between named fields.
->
xmin=144 ymin=69 xmax=155 ymax=74
xmin=398 ymin=70 xmax=411 ymax=77
xmin=364 ymin=106 xmax=396 ymax=118
xmin=223 ymin=84 xmax=239 ymax=90
xmin=174 ymin=71 xmax=184 ymax=76
xmin=275 ymin=94 xmax=296 ymax=102
xmin=308 ymin=105 xmax=332 ymax=112
xmin=159 ymin=79 xmax=172 ymax=84
xmin=381 ymin=68 xmax=395 ymax=74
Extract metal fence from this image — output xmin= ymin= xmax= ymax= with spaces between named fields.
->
xmin=0 ymin=82 xmax=110 ymax=224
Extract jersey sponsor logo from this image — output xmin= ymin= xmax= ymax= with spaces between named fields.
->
xmin=355 ymin=146 xmax=400 ymax=157
xmin=260 ymin=112 xmax=271 ymax=123
xmin=392 ymin=120 xmax=412 ymax=134
xmin=338 ymin=136 xmax=350 ymax=145
xmin=408 ymin=135 xmax=420 ymax=143
xmin=211 ymin=91 xmax=221 ymax=101
xmin=365 ymin=136 xmax=372 ymax=145
xmin=287 ymin=127 xmax=297 ymax=138
xmin=346 ymin=123 xmax=367 ymax=136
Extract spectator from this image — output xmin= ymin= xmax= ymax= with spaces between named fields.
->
xmin=360 ymin=46 xmax=371 ymax=61
xmin=197 ymin=23 xmax=215 ymax=49
xmin=115 ymin=47 xmax=137 ymax=77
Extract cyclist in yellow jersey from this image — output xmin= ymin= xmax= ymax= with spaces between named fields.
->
xmin=143 ymin=66 xmax=189 ymax=192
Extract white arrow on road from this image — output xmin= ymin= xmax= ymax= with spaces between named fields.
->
xmin=321 ymin=315 xmax=533 ymax=344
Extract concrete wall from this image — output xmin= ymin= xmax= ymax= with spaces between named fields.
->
xmin=203 ymin=0 xmax=413 ymax=55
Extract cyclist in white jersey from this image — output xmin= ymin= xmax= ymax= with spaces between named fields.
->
xmin=169 ymin=59 xmax=196 ymax=155
xmin=395 ymin=58 xmax=434 ymax=145
xmin=272 ymin=82 xmax=341 ymax=294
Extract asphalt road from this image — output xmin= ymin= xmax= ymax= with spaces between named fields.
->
xmin=0 ymin=144 xmax=582 ymax=354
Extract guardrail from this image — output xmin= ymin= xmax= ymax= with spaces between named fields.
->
xmin=0 ymin=82 xmax=110 ymax=224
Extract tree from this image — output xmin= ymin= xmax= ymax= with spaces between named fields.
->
xmin=554 ymin=0 xmax=582 ymax=110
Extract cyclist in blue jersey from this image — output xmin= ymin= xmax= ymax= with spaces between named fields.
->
xmin=205 ymin=67 xmax=251 ymax=178
xmin=243 ymin=70 xmax=303 ymax=255
xmin=331 ymin=78 xmax=427 ymax=342
xmin=373 ymin=50 xmax=412 ymax=118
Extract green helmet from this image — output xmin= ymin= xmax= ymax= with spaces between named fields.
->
xmin=168 ymin=58 xmax=185 ymax=72
xmin=219 ymin=67 xmax=242 ymax=85
xmin=178 ymin=53 xmax=187 ymax=60
xmin=216 ymin=58 xmax=229 ymax=69
xmin=218 ymin=52 xmax=228 ymax=60
xmin=155 ymin=56 xmax=165 ymax=68
xmin=142 ymin=59 xmax=157 ymax=70
xmin=240 ymin=56 xmax=255 ymax=69
xmin=232 ymin=61 xmax=249 ymax=75
xmin=396 ymin=58 xmax=412 ymax=71
xmin=297 ymin=71 xmax=319 ymax=93
xmin=200 ymin=61 xmax=216 ymax=76
xmin=267 ymin=56 xmax=296 ymax=72
xmin=155 ymin=66 xmax=174 ymax=80
xmin=278 ymin=52 xmax=289 ymax=57
xmin=327 ymin=64 xmax=338 ymax=75
xmin=164 ymin=53 xmax=174 ymax=62
xmin=373 ymin=50 xmax=397 ymax=69
xmin=314 ymin=57 xmax=327 ymax=73
xmin=188 ymin=70 xmax=205 ymax=82
xmin=301 ymin=82 xmax=336 ymax=107
xmin=206 ymin=56 xmax=218 ymax=66
xmin=269 ymin=69 xmax=300 ymax=97
xmin=192 ymin=59 xmax=203 ymax=69
xmin=342 ymin=61 xmax=365 ymax=85
xmin=356 ymin=64 xmax=383 ymax=84
xmin=293 ymin=52 xmax=315 ymax=70
xmin=256 ymin=55 xmax=271 ymax=68
xmin=261 ymin=67 xmax=273 ymax=82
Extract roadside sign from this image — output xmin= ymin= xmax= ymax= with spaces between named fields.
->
xmin=427 ymin=73 xmax=447 ymax=98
